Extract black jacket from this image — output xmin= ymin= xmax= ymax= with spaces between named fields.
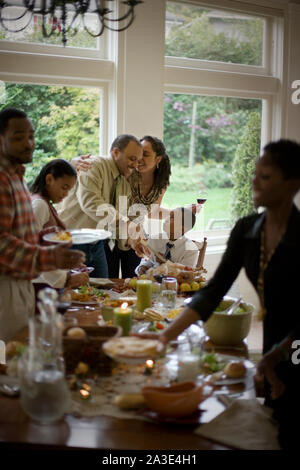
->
xmin=189 ymin=204 xmax=300 ymax=354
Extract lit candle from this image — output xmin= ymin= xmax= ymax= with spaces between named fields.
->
xmin=79 ymin=388 xmax=90 ymax=400
xmin=144 ymin=359 xmax=154 ymax=375
xmin=113 ymin=302 xmax=133 ymax=336
xmin=136 ymin=280 xmax=152 ymax=312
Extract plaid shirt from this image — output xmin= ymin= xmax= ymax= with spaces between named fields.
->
xmin=0 ymin=158 xmax=57 ymax=280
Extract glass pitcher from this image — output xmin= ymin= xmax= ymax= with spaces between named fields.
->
xmin=18 ymin=288 xmax=71 ymax=425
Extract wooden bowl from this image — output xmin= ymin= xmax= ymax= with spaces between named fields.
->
xmin=142 ymin=381 xmax=213 ymax=418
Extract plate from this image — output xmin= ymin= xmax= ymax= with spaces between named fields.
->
xmin=72 ymin=300 xmax=99 ymax=305
xmin=89 ymin=278 xmax=115 ymax=287
xmin=102 ymin=337 xmax=163 ymax=365
xmin=43 ymin=228 xmax=111 ymax=245
xmin=137 ymin=407 xmax=204 ymax=426
xmin=70 ymin=267 xmax=94 ymax=274
xmin=43 ymin=232 xmax=71 ymax=244
xmin=205 ymin=355 xmax=255 ymax=385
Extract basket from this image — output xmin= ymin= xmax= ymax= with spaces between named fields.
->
xmin=63 ymin=325 xmax=121 ymax=375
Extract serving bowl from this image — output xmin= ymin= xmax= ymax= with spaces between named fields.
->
xmin=142 ymin=381 xmax=213 ymax=417
xmin=203 ymin=296 xmax=253 ymax=346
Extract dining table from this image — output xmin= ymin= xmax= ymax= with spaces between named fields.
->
xmin=0 ymin=279 xmax=256 ymax=455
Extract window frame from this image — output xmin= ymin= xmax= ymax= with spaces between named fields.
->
xmin=164 ymin=1 xmax=285 ymax=149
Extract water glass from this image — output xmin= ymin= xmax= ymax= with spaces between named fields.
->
xmin=161 ymin=277 xmax=177 ymax=310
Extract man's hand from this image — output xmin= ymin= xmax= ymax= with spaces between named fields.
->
xmin=71 ymin=154 xmax=92 ymax=172
xmin=53 ymin=243 xmax=86 ymax=270
xmin=127 ymin=237 xmax=151 ymax=258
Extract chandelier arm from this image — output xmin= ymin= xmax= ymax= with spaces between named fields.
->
xmin=102 ymin=9 xmax=135 ymax=32
xmin=0 ymin=9 xmax=33 ymax=32
xmin=82 ymin=13 xmax=105 ymax=37
xmin=41 ymin=12 xmax=57 ymax=38
xmin=102 ymin=4 xmax=134 ymax=24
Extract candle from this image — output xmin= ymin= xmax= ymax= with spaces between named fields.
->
xmin=177 ymin=354 xmax=199 ymax=382
xmin=79 ymin=389 xmax=90 ymax=400
xmin=144 ymin=359 xmax=154 ymax=375
xmin=136 ymin=280 xmax=152 ymax=312
xmin=113 ymin=302 xmax=133 ymax=336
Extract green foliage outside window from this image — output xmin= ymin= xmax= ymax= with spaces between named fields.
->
xmin=1 ymin=83 xmax=100 ymax=186
xmin=230 ymin=112 xmax=261 ymax=221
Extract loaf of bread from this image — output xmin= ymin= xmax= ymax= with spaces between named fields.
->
xmin=223 ymin=360 xmax=246 ymax=378
xmin=113 ymin=393 xmax=146 ymax=410
xmin=66 ymin=327 xmax=87 ymax=339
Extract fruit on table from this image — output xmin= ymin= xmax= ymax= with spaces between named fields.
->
xmin=190 ymin=281 xmax=200 ymax=291
xmin=179 ymin=282 xmax=192 ymax=292
xmin=128 ymin=277 xmax=137 ymax=289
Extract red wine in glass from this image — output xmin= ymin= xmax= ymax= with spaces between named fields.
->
xmin=197 ymin=197 xmax=207 ymax=204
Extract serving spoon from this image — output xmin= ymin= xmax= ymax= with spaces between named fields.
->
xmin=225 ymin=297 xmax=242 ymax=315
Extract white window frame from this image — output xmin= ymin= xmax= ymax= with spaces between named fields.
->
xmin=164 ymin=1 xmax=285 ymax=150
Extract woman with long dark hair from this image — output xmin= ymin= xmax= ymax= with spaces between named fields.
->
xmin=137 ymin=139 xmax=300 ymax=449
xmin=31 ymin=159 xmax=89 ymax=289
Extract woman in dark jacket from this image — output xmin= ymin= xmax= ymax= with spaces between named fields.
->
xmin=138 ymin=139 xmax=300 ymax=449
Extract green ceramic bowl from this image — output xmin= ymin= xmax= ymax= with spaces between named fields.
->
xmin=203 ymin=297 xmax=253 ymax=346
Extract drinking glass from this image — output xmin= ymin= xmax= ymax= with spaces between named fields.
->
xmin=161 ymin=277 xmax=177 ymax=310
xmin=18 ymin=315 xmax=70 ymax=425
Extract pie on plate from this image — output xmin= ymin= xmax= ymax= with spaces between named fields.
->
xmin=103 ymin=337 xmax=163 ymax=363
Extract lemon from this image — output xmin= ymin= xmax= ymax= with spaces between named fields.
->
xmin=190 ymin=281 xmax=200 ymax=291
xmin=180 ymin=282 xmax=191 ymax=292
xmin=129 ymin=278 xmax=137 ymax=289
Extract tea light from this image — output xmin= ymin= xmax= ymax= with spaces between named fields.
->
xmin=113 ymin=302 xmax=133 ymax=336
xmin=144 ymin=359 xmax=154 ymax=375
xmin=177 ymin=353 xmax=199 ymax=382
xmin=79 ymin=388 xmax=91 ymax=400
xmin=136 ymin=280 xmax=152 ymax=312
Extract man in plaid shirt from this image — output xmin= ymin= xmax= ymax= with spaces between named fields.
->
xmin=0 ymin=107 xmax=85 ymax=341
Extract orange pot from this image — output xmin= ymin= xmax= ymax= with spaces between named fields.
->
xmin=142 ymin=381 xmax=213 ymax=417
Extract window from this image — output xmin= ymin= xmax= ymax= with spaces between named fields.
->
xmin=0 ymin=82 xmax=101 ymax=185
xmin=0 ymin=5 xmax=107 ymax=58
xmin=163 ymin=93 xmax=262 ymax=232
xmin=166 ymin=1 xmax=264 ymax=66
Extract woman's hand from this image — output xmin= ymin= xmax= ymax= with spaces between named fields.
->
xmin=71 ymin=154 xmax=92 ymax=172
xmin=131 ymin=331 xmax=167 ymax=353
xmin=66 ymin=272 xmax=89 ymax=288
xmin=255 ymin=348 xmax=286 ymax=400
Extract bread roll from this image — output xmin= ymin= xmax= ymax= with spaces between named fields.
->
xmin=66 ymin=327 xmax=87 ymax=339
xmin=113 ymin=393 xmax=146 ymax=410
xmin=6 ymin=341 xmax=24 ymax=359
xmin=223 ymin=360 xmax=246 ymax=378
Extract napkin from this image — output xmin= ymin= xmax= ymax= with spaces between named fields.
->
xmin=194 ymin=398 xmax=281 ymax=450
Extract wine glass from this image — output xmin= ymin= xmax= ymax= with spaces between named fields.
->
xmin=197 ymin=190 xmax=208 ymax=205
xmin=56 ymin=289 xmax=72 ymax=315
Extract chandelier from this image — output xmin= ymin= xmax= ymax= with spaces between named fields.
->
xmin=0 ymin=1 xmax=143 ymax=46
